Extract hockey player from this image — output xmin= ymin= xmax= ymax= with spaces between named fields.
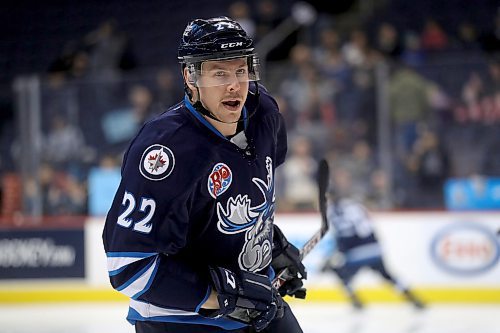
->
xmin=102 ymin=16 xmax=306 ymax=333
xmin=321 ymin=176 xmax=425 ymax=310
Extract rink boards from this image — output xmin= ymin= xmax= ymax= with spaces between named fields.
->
xmin=0 ymin=211 xmax=499 ymax=303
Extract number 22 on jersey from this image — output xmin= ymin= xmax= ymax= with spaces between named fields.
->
xmin=117 ymin=191 xmax=156 ymax=234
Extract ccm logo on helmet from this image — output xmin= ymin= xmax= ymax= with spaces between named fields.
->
xmin=221 ymin=42 xmax=243 ymax=49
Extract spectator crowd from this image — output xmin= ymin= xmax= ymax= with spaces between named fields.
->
xmin=1 ymin=0 xmax=500 ymax=219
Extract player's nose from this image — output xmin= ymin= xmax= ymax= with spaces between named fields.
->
xmin=226 ymin=74 xmax=241 ymax=92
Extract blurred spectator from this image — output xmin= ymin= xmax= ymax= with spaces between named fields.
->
xmin=455 ymin=71 xmax=483 ymax=123
xmin=485 ymin=58 xmax=500 ymax=94
xmin=26 ymin=163 xmax=86 ymax=216
xmin=481 ymin=134 xmax=500 ymax=176
xmin=253 ymin=0 xmax=281 ymax=41
xmin=6 ymin=1 xmax=500 ymax=216
xmin=366 ymin=168 xmax=393 ymax=210
xmin=313 ymin=27 xmax=342 ymax=65
xmin=338 ymin=139 xmax=375 ymax=200
xmin=325 ymin=127 xmax=351 ymax=159
xmin=455 ymin=21 xmax=481 ymax=51
xmin=47 ymin=38 xmax=90 ymax=81
xmin=388 ymin=65 xmax=432 ymax=160
xmin=374 ymin=22 xmax=403 ymax=59
xmin=338 ymin=28 xmax=379 ymax=129
xmin=43 ymin=114 xmax=94 ymax=169
xmin=341 ymin=28 xmax=379 ymax=68
xmin=286 ymin=42 xmax=315 ymax=75
xmin=1 ymin=173 xmax=22 ymax=217
xmin=330 ymin=166 xmax=352 ymax=197
xmin=101 ymin=84 xmax=155 ymax=156
xmin=273 ymin=93 xmax=296 ymax=130
xmin=479 ymin=10 xmax=500 ymax=54
xmin=427 ymin=82 xmax=452 ymax=129
xmin=253 ymin=0 xmax=295 ymax=61
xmin=228 ymin=1 xmax=256 ymax=38
xmin=40 ymin=71 xmax=79 ymax=135
xmin=420 ymin=18 xmax=449 ymax=51
xmin=84 ymin=18 xmax=136 ymax=75
xmin=153 ymin=67 xmax=183 ymax=112
xmin=400 ymin=31 xmax=425 ymax=67
xmin=279 ymin=135 xmax=318 ymax=211
xmin=47 ymin=40 xmax=79 ymax=78
xmin=23 ymin=175 xmax=40 ymax=216
xmin=453 ymin=65 xmax=500 ymax=125
xmin=342 ymin=28 xmax=366 ymax=67
xmin=44 ymin=172 xmax=86 ymax=216
xmin=83 ymin=19 xmax=137 ymax=110
xmin=280 ymin=44 xmax=336 ymax=143
xmin=448 ymin=60 xmax=500 ymax=178
xmin=388 ymin=65 xmax=436 ymax=206
xmin=312 ymin=27 xmax=350 ymax=113
xmin=406 ymin=127 xmax=450 ymax=208
xmin=68 ymin=51 xmax=91 ymax=80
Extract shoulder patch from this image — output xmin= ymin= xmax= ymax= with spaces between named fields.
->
xmin=139 ymin=144 xmax=175 ymax=181
xmin=208 ymin=163 xmax=232 ymax=199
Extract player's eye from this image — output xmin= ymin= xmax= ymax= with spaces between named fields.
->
xmin=235 ymin=68 xmax=247 ymax=76
xmin=214 ymin=71 xmax=227 ymax=77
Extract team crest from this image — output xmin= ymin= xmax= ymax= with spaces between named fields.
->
xmin=216 ymin=157 xmax=275 ymax=272
xmin=139 ymin=144 xmax=175 ymax=181
xmin=208 ymin=163 xmax=232 ymax=198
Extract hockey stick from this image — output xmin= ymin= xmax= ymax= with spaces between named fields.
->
xmin=271 ymin=158 xmax=330 ymax=289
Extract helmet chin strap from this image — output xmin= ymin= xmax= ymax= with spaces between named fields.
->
xmin=190 ymin=82 xmax=260 ymax=125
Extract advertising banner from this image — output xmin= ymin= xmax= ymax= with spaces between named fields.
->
xmin=0 ymin=229 xmax=85 ymax=279
xmin=274 ymin=212 xmax=500 ymax=287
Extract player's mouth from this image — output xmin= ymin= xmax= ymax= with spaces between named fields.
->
xmin=222 ymin=99 xmax=241 ymax=111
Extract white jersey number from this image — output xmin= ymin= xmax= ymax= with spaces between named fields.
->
xmin=117 ymin=191 xmax=156 ymax=234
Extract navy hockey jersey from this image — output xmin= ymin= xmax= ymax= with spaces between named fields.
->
xmin=102 ymin=84 xmax=287 ymax=329
xmin=327 ymin=198 xmax=381 ymax=263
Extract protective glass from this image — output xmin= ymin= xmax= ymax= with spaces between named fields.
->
xmin=187 ymin=55 xmax=260 ymax=87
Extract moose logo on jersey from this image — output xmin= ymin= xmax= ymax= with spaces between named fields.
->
xmin=140 ymin=144 xmax=175 ymax=181
xmin=216 ymin=157 xmax=275 ymax=272
xmin=208 ymin=163 xmax=233 ymax=199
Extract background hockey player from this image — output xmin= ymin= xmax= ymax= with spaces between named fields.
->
xmin=102 ymin=16 xmax=307 ymax=333
xmin=321 ymin=168 xmax=424 ymax=310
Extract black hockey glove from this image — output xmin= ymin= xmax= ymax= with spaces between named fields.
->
xmin=271 ymin=225 xmax=307 ymax=299
xmin=209 ymin=266 xmax=284 ymax=332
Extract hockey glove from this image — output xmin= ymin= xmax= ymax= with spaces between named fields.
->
xmin=271 ymin=225 xmax=307 ymax=299
xmin=209 ymin=266 xmax=283 ymax=332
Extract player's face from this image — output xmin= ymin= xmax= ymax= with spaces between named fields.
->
xmin=197 ymin=58 xmax=249 ymax=124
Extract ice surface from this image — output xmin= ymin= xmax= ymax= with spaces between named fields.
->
xmin=0 ymin=302 xmax=499 ymax=333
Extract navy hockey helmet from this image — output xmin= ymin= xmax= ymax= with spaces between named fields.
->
xmin=179 ymin=16 xmax=255 ymax=63
xmin=178 ymin=16 xmax=260 ymax=87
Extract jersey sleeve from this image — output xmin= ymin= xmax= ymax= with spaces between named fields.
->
xmin=102 ymin=125 xmax=212 ymax=312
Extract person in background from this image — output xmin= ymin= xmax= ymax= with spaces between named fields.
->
xmin=321 ymin=174 xmax=425 ymax=310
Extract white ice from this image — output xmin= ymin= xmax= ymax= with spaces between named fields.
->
xmin=0 ymin=302 xmax=499 ymax=333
